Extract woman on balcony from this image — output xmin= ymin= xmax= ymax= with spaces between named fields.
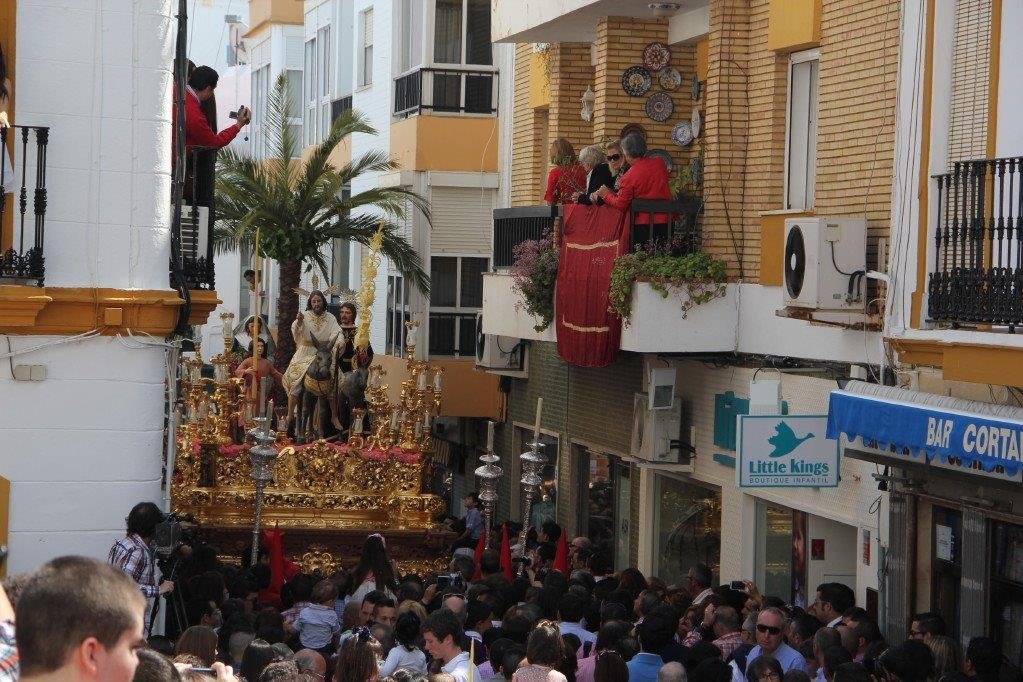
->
xmin=606 ymin=141 xmax=630 ymax=190
xmin=591 ymin=133 xmax=671 ymax=248
xmin=543 ymin=138 xmax=587 ymax=205
xmin=572 ymin=146 xmax=614 ymax=206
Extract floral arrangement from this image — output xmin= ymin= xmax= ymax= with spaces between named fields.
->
xmin=510 ymin=233 xmax=560 ymax=332
xmin=609 ymin=247 xmax=727 ymax=324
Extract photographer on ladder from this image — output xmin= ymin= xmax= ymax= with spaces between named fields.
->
xmin=108 ymin=502 xmax=175 ymax=636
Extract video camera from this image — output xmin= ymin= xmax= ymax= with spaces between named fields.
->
xmin=153 ymin=512 xmax=196 ymax=558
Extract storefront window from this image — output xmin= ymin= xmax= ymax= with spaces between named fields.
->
xmin=991 ymin=521 xmax=1023 ymax=667
xmin=575 ymin=447 xmax=616 ymax=572
xmin=654 ymin=476 xmax=720 ymax=585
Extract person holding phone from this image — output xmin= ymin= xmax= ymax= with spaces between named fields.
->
xmin=184 ymin=66 xmax=250 ymax=151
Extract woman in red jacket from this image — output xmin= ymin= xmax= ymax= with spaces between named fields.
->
xmin=544 ymin=138 xmax=587 ymax=205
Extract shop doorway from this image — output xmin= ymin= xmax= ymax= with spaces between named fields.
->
xmin=931 ymin=506 xmax=962 ymax=639
xmin=755 ymin=501 xmax=856 ymax=608
xmin=991 ymin=520 xmax=1023 ymax=667
xmin=574 ymin=445 xmax=628 ymax=571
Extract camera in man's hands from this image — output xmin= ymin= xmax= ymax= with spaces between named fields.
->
xmin=153 ymin=512 xmax=195 ymax=558
xmin=228 ymin=105 xmax=247 ymax=120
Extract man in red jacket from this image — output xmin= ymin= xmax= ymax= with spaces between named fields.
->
xmin=591 ymin=133 xmax=672 ymax=247
xmin=185 ymin=65 xmax=250 ymax=149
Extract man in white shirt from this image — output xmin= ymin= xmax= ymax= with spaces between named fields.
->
xmin=557 ymin=593 xmax=596 ymax=656
xmin=423 ymin=609 xmax=480 ymax=682
xmin=810 ymin=583 xmax=855 ymax=629
xmin=686 ymin=564 xmax=714 ymax=606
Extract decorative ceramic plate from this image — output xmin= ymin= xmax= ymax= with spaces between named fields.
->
xmin=691 ymin=108 xmax=702 ymax=138
xmin=671 ymin=121 xmax=694 ymax=147
xmin=658 ymin=67 xmax=683 ymax=91
xmin=648 ymin=148 xmax=674 ymax=173
xmin=620 ymin=123 xmax=648 ymax=141
xmin=622 ymin=66 xmax=653 ymax=97
xmin=643 ymin=42 xmax=672 ymax=72
xmin=645 ymin=91 xmax=674 ymax=122
xmin=691 ymin=74 xmax=702 ymax=101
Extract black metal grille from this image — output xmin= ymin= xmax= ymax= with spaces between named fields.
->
xmin=393 ymin=67 xmax=497 ymax=118
xmin=0 ymin=126 xmax=48 ymax=286
xmin=171 ymin=147 xmax=216 ymax=291
xmin=629 ymin=197 xmax=703 ymax=253
xmin=927 ymin=157 xmax=1023 ymax=330
xmin=331 ymin=95 xmax=353 ymax=125
xmin=492 ymin=206 xmax=558 ymax=268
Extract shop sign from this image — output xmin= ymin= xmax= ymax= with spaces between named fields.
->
xmin=737 ymin=415 xmax=840 ymax=488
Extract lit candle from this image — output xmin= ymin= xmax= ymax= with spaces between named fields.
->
xmin=415 ymin=421 xmax=422 ymax=438
xmin=486 ymin=420 xmax=495 ymax=452
xmin=532 ymin=397 xmax=544 ymax=443
xmin=391 ymin=409 xmax=399 ymax=432
xmin=418 ymin=370 xmax=427 ymax=391
xmin=266 ymin=398 xmax=274 ymax=424
xmin=355 ymin=412 xmax=364 ymax=434
xmin=434 ymin=369 xmax=443 ymax=393
xmin=423 ymin=409 xmax=431 ymax=432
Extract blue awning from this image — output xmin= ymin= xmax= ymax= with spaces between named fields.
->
xmin=827 ymin=381 xmax=1023 ymax=479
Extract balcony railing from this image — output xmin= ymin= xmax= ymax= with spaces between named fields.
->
xmin=492 ymin=206 xmax=558 ymax=268
xmin=331 ymin=95 xmax=353 ymax=126
xmin=170 ymin=147 xmax=216 ymax=291
xmin=393 ymin=67 xmax=498 ymax=118
xmin=928 ymin=157 xmax=1023 ymax=330
xmin=0 ymin=125 xmax=49 ymax=286
xmin=492 ymin=198 xmax=703 ymax=268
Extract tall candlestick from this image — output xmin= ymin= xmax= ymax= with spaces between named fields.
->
xmin=390 ymin=409 xmax=399 ymax=432
xmin=486 ymin=420 xmax=495 ymax=452
xmin=532 ymin=398 xmax=544 ymax=443
xmin=418 ymin=371 xmax=427 ymax=391
xmin=434 ymin=369 xmax=443 ymax=393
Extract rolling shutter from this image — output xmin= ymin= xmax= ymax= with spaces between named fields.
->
xmin=430 ymin=187 xmax=493 ymax=255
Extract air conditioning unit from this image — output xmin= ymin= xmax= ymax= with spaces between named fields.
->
xmin=631 ymin=393 xmax=689 ymax=467
xmin=475 ymin=314 xmax=527 ymax=377
xmin=179 ymin=205 xmax=210 ymax=261
xmin=783 ymin=217 xmax=867 ymax=310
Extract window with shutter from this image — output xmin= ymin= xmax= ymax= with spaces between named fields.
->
xmin=785 ymin=49 xmax=819 ymax=210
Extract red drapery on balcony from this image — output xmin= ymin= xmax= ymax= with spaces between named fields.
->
xmin=556 ymin=204 xmax=629 ymax=368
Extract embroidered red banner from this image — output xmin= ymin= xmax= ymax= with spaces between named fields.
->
xmin=556 ymin=204 xmax=629 ymax=367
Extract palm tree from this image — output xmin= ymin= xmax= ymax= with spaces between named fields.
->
xmin=215 ymin=74 xmax=430 ymax=369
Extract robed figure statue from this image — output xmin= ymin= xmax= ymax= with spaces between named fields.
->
xmin=333 ymin=301 xmax=373 ymax=439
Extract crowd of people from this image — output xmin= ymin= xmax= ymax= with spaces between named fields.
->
xmin=0 ymin=500 xmax=1017 ymax=682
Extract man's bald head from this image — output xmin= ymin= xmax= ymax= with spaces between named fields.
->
xmin=294 ymin=648 xmax=327 ymax=680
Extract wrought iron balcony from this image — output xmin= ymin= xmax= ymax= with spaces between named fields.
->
xmin=0 ymin=125 xmax=49 ymax=286
xmin=393 ymin=67 xmax=498 ymax=118
xmin=492 ymin=205 xmax=558 ymax=268
xmin=170 ymin=146 xmax=216 ymax=291
xmin=927 ymin=157 xmax=1023 ymax=330
xmin=331 ymin=95 xmax=353 ymax=125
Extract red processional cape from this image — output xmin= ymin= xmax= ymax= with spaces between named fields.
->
xmin=555 ymin=204 xmax=630 ymax=368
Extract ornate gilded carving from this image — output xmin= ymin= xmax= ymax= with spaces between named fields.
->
xmin=298 ymin=545 xmax=342 ymax=575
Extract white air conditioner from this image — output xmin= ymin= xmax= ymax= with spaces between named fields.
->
xmin=179 ymin=205 xmax=210 ymax=261
xmin=631 ymin=393 xmax=689 ymax=467
xmin=783 ymin=217 xmax=866 ymax=310
xmin=475 ymin=314 xmax=527 ymax=377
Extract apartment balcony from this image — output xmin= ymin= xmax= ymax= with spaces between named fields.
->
xmin=169 ymin=146 xmax=220 ymax=326
xmin=393 ymin=66 xmax=498 ymax=119
xmin=1 ymin=125 xmax=49 ymax=287
xmin=491 ymin=0 xmax=708 ymax=43
xmin=389 ymin=67 xmax=500 ymax=173
xmin=927 ymin=157 xmax=1023 ymax=331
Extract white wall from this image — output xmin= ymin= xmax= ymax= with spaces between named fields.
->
xmin=0 ymin=1 xmax=179 ymax=571
xmin=16 ymin=0 xmax=175 ymax=290
xmin=0 ymin=336 xmax=167 ymax=573
xmin=214 ymin=64 xmax=252 ymax=156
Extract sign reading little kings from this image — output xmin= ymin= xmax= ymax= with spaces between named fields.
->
xmin=737 ymin=415 xmax=839 ymax=488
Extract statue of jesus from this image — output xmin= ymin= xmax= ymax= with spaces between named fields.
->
xmin=282 ymin=287 xmax=341 ymax=426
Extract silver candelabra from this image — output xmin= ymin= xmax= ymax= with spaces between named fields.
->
xmin=247 ymin=414 xmax=278 ymax=566
xmin=518 ymin=439 xmax=547 ymax=551
xmin=474 ymin=420 xmax=502 ymax=546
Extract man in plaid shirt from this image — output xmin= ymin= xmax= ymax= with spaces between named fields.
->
xmin=108 ymin=502 xmax=174 ymax=635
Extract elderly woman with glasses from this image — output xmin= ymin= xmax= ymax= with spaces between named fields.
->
xmin=572 ymin=146 xmax=615 ymax=205
xmin=605 ymin=142 xmax=630 ymax=190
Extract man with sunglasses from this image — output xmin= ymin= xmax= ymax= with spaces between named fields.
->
xmin=746 ymin=607 xmax=808 ymax=674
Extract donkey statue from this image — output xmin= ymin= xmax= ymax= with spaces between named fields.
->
xmin=292 ymin=332 xmax=340 ymax=444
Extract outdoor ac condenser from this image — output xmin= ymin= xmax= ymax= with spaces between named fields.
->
xmin=782 ymin=217 xmax=867 ymax=310
xmin=474 ymin=314 xmax=528 ymax=377
xmin=631 ymin=393 xmax=689 ymax=467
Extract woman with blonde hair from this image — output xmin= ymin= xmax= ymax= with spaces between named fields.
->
xmin=543 ymin=138 xmax=586 ymax=205
xmin=572 ymin=145 xmax=614 ymax=206
xmin=513 ymin=621 xmax=568 ymax=682
xmin=927 ymin=635 xmax=963 ymax=681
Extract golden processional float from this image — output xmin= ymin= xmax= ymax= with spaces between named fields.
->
xmin=171 ymin=231 xmax=451 ymax=575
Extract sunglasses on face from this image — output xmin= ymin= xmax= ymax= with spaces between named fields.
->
xmin=608 ymin=154 xmax=622 ymax=161
xmin=756 ymin=624 xmax=783 ymax=635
